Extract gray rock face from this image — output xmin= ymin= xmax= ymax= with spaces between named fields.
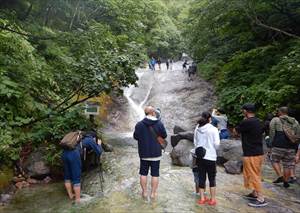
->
xmin=170 ymin=139 xmax=194 ymax=167
xmin=23 ymin=147 xmax=50 ymax=179
xmin=224 ymin=160 xmax=243 ymax=174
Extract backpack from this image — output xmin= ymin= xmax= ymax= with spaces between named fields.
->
xmin=60 ymin=131 xmax=82 ymax=149
xmin=280 ymin=119 xmax=300 ymax=144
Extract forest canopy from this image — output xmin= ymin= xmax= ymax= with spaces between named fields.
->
xmin=0 ymin=0 xmax=187 ymax=165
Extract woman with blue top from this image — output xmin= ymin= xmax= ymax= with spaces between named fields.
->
xmin=212 ymin=108 xmax=230 ymax=139
xmin=62 ymin=131 xmax=102 ymax=203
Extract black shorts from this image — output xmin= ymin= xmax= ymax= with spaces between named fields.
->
xmin=139 ymin=160 xmax=160 ymax=177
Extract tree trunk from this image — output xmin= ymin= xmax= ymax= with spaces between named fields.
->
xmin=69 ymin=0 xmax=81 ymax=30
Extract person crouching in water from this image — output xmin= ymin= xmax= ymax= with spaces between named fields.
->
xmin=194 ymin=112 xmax=220 ymax=205
xmin=62 ymin=131 xmax=102 ymax=203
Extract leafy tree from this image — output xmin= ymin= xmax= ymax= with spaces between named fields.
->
xmin=185 ymin=0 xmax=300 ymax=124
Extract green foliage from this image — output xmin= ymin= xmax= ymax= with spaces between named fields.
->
xmin=186 ymin=0 xmax=300 ymax=124
xmin=0 ymin=0 xmax=187 ymax=166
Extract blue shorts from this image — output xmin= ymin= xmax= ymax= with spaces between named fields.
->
xmin=139 ymin=160 xmax=160 ymax=177
xmin=62 ymin=149 xmax=81 ymax=186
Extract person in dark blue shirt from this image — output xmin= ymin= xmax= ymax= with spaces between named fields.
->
xmin=62 ymin=131 xmax=102 ymax=203
xmin=134 ymin=106 xmax=167 ymax=200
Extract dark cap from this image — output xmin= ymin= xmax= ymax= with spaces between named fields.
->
xmin=242 ymin=103 xmax=256 ymax=112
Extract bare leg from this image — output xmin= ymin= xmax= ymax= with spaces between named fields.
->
xmin=283 ymin=168 xmax=291 ymax=182
xmin=150 ymin=176 xmax=159 ymax=199
xmin=73 ymin=185 xmax=81 ymax=203
xmin=199 ymin=188 xmax=205 ymax=201
xmin=140 ymin=175 xmax=148 ymax=198
xmin=64 ymin=182 xmax=74 ymax=199
xmin=272 ymin=162 xmax=282 ymax=177
xmin=210 ymin=187 xmax=216 ymax=201
xmin=291 ymin=167 xmax=296 ymax=178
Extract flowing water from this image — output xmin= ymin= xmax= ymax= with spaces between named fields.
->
xmin=2 ymin=62 xmax=300 ymax=213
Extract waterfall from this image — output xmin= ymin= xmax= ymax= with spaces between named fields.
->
xmin=123 ymin=70 xmax=153 ymax=123
xmin=123 ymin=84 xmax=145 ymax=121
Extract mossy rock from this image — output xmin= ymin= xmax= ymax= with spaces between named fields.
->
xmin=0 ymin=167 xmax=13 ymax=192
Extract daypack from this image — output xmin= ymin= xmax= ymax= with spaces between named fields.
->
xmin=280 ymin=119 xmax=300 ymax=144
xmin=60 ymin=131 xmax=82 ymax=150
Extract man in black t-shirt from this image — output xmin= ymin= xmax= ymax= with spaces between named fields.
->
xmin=235 ymin=103 xmax=268 ymax=208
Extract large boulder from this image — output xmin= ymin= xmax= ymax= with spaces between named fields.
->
xmin=224 ymin=160 xmax=243 ymax=174
xmin=217 ymin=139 xmax=243 ymax=163
xmin=170 ymin=139 xmax=194 ymax=167
xmin=217 ymin=139 xmax=243 ymax=174
xmin=170 ymin=131 xmax=194 ymax=147
xmin=23 ymin=147 xmax=50 ymax=179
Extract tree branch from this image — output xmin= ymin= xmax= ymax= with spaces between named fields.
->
xmin=69 ymin=0 xmax=81 ymax=30
xmin=15 ymin=93 xmax=98 ymax=128
xmin=254 ymin=17 xmax=300 ymax=39
xmin=241 ymin=1 xmax=300 ymax=40
xmin=51 ymin=84 xmax=85 ymax=111
xmin=0 ymin=24 xmax=55 ymax=40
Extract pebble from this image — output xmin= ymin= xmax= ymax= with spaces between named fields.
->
xmin=0 ymin=194 xmax=12 ymax=205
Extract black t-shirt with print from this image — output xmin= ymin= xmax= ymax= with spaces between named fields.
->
xmin=236 ymin=117 xmax=264 ymax=156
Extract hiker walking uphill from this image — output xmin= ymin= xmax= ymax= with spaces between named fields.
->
xmin=269 ymin=107 xmax=300 ymax=187
xmin=235 ymin=104 xmax=268 ymax=208
xmin=133 ymin=106 xmax=167 ymax=200
xmin=61 ymin=131 xmax=103 ymax=203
